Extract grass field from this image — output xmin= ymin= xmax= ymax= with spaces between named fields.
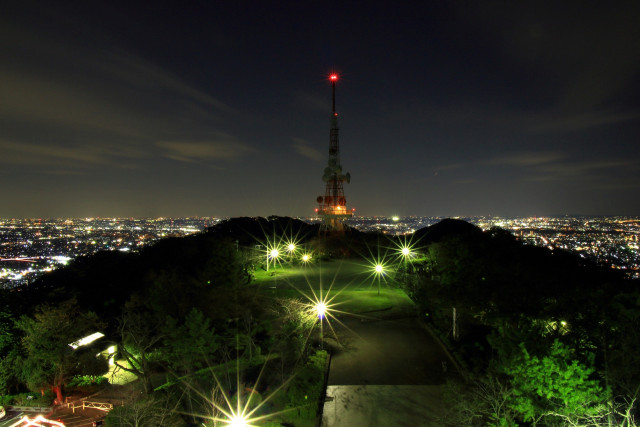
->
xmin=252 ymin=258 xmax=416 ymax=317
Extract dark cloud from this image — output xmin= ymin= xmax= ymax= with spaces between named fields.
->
xmin=157 ymin=139 xmax=254 ymax=164
xmin=486 ymin=152 xmax=565 ymax=167
xmin=292 ymin=138 xmax=323 ymax=162
xmin=0 ymin=1 xmax=639 ymax=217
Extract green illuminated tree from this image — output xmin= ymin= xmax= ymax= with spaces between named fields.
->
xmin=504 ymin=339 xmax=608 ymax=425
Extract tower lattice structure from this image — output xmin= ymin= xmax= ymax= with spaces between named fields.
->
xmin=316 ymin=73 xmax=352 ymax=231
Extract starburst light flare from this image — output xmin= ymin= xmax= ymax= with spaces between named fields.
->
xmin=265 ymin=245 xmax=281 ymax=271
xmin=226 ymin=414 xmax=249 ymax=427
xmin=315 ymin=302 xmax=327 ymax=319
xmin=175 ymin=345 xmax=299 ymax=427
xmin=390 ymin=234 xmax=422 ymax=263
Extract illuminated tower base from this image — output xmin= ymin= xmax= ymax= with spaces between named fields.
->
xmin=316 ymin=73 xmax=352 ymax=232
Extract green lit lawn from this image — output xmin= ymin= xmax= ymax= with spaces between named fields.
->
xmin=253 ymin=259 xmax=416 ymax=316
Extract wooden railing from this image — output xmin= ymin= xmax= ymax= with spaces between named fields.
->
xmin=67 ymin=400 xmax=113 ymax=413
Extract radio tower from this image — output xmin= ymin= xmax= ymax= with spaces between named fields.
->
xmin=316 ymin=72 xmax=352 ymax=231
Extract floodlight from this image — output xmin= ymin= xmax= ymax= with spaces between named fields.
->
xmin=315 ymin=302 xmax=327 ymax=319
xmin=227 ymin=415 xmax=249 ymax=427
xmin=69 ymin=332 xmax=105 ymax=349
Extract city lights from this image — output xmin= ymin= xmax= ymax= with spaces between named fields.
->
xmin=0 ymin=217 xmax=219 ymax=288
xmin=3 ymin=216 xmax=638 ymax=288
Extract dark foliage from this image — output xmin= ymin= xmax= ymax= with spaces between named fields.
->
xmin=404 ymin=221 xmax=638 ymax=424
xmin=413 ymin=218 xmax=483 ymax=247
xmin=206 ymin=216 xmax=321 ymax=246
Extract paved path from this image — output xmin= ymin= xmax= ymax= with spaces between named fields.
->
xmin=323 ymin=385 xmax=446 ymax=427
xmin=327 ymin=317 xmax=450 ymax=385
xmin=322 ymin=316 xmax=456 ymax=426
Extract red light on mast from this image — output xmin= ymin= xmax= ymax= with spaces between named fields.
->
xmin=329 ymin=73 xmax=338 ymax=82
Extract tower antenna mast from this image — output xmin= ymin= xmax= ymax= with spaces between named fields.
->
xmin=316 ymin=72 xmax=352 ymax=232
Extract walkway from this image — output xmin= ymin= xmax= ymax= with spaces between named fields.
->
xmin=322 ymin=316 xmax=456 ymax=426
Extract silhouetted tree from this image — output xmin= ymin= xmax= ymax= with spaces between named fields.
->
xmin=16 ymin=299 xmax=107 ymax=403
xmin=113 ymin=297 xmax=164 ymax=395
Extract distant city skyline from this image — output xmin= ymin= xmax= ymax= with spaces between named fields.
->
xmin=2 ymin=215 xmax=638 ymax=288
xmin=2 ymin=2 xmax=639 ymax=218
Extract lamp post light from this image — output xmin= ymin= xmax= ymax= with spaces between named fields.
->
xmin=374 ymin=263 xmax=384 ymax=296
xmin=315 ymin=302 xmax=327 ymax=320
xmin=315 ymin=300 xmax=326 ymax=349
xmin=399 ymin=246 xmax=412 ymax=281
xmin=286 ymin=243 xmax=297 ymax=263
xmin=227 ymin=414 xmax=249 ymax=427
xmin=267 ymin=247 xmax=279 ymax=271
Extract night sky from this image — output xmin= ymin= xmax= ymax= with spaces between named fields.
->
xmin=2 ymin=1 xmax=639 ymax=218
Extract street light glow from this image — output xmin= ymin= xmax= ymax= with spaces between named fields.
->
xmin=315 ymin=302 xmax=327 ymax=319
xmin=287 ymin=243 xmax=296 ymax=252
xmin=401 ymin=247 xmax=410 ymax=256
xmin=375 ymin=264 xmax=383 ymax=274
xmin=302 ymin=254 xmax=311 ymax=262
xmin=14 ymin=415 xmax=66 ymax=426
xmin=227 ymin=415 xmax=249 ymax=427
xmin=269 ymin=248 xmax=279 ymax=259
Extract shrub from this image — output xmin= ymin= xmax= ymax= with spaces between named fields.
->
xmin=67 ymin=375 xmax=108 ymax=387
xmin=4 ymin=390 xmax=55 ymax=407
xmin=284 ymin=350 xmax=328 ymax=419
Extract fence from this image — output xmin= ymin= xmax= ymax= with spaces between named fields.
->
xmin=67 ymin=400 xmax=113 ymax=413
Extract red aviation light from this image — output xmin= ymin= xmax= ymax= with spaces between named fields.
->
xmin=329 ymin=73 xmax=338 ymax=82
